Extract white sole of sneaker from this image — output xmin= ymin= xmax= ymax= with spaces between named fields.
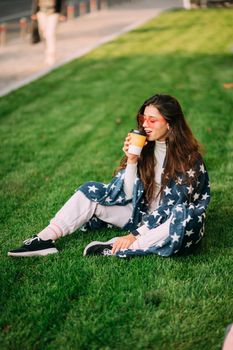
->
xmin=8 ymin=248 xmax=58 ymax=257
xmin=83 ymin=237 xmax=118 ymax=256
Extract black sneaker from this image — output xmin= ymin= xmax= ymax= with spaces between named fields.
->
xmin=83 ymin=238 xmax=117 ymax=256
xmin=8 ymin=235 xmax=58 ymax=257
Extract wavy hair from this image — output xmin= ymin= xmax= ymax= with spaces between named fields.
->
xmin=116 ymin=94 xmax=202 ymax=204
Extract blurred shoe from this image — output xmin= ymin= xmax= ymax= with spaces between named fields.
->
xmin=83 ymin=238 xmax=117 ymax=256
xmin=8 ymin=235 xmax=58 ymax=257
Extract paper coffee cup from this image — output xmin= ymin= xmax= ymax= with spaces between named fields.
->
xmin=128 ymin=129 xmax=146 ymax=156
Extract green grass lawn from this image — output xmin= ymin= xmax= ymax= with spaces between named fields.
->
xmin=0 ymin=8 xmax=233 ymax=350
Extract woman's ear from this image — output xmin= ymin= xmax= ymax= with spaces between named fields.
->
xmin=167 ymin=124 xmax=170 ymax=130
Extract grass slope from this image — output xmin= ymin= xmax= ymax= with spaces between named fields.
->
xmin=0 ymin=8 xmax=233 ymax=350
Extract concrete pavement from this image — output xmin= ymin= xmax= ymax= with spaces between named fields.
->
xmin=0 ymin=0 xmax=183 ymax=97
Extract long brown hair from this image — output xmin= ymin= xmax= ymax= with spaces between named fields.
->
xmin=116 ymin=94 xmax=202 ymax=204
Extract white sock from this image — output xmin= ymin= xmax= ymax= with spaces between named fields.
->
xmin=37 ymin=223 xmax=63 ymax=241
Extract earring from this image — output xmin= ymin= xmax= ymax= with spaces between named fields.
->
xmin=167 ymin=124 xmax=170 ymax=130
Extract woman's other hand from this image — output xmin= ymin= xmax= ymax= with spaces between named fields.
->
xmin=112 ymin=233 xmax=136 ymax=254
xmin=122 ymin=133 xmax=138 ymax=164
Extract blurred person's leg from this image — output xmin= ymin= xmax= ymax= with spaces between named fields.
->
xmin=222 ymin=324 xmax=233 ymax=350
xmin=44 ymin=13 xmax=59 ymax=65
xmin=37 ymin=11 xmax=46 ymax=40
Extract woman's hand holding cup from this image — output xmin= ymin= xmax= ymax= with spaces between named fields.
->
xmin=123 ymin=130 xmax=147 ymax=164
xmin=123 ymin=133 xmax=139 ymax=164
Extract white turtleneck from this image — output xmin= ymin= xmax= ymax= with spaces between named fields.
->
xmin=124 ymin=140 xmax=167 ymax=235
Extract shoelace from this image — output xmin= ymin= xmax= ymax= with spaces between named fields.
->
xmin=102 ymin=248 xmax=112 ymax=256
xmin=23 ymin=236 xmax=40 ymax=245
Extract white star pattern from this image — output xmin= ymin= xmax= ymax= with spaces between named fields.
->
xmin=176 ymin=206 xmax=183 ymax=213
xmin=202 ymin=192 xmax=210 ymax=200
xmin=200 ymin=164 xmax=205 ymax=173
xmin=88 ymin=185 xmax=98 ymax=193
xmin=105 ymin=197 xmax=111 ymax=203
xmin=164 ymin=186 xmax=172 ymax=195
xmin=168 ymin=199 xmax=175 ymax=206
xmin=176 ymin=177 xmax=182 ymax=185
xmin=103 ymin=184 xmax=109 ymax=188
xmin=107 ymin=224 xmax=113 ymax=228
xmin=185 ymin=241 xmax=192 ymax=248
xmin=164 ymin=208 xmax=170 ymax=216
xmin=187 ymin=169 xmax=195 ymax=177
xmin=152 ymin=210 xmax=159 ymax=218
xmin=156 ymin=240 xmax=165 ymax=248
xmin=171 ymin=233 xmax=180 ymax=243
xmin=186 ymin=185 xmax=193 ymax=194
xmin=110 ymin=184 xmax=116 ymax=190
xmin=193 ymin=193 xmax=200 ymax=201
xmin=117 ymin=196 xmax=124 ymax=203
xmin=186 ymin=215 xmax=192 ymax=223
xmin=198 ymin=215 xmax=202 ymax=223
xmin=171 ymin=217 xmax=176 ymax=224
xmin=185 ymin=229 xmax=194 ymax=236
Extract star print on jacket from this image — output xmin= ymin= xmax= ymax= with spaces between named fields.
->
xmin=78 ymin=156 xmax=210 ymax=258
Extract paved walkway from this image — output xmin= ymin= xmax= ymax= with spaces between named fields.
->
xmin=0 ymin=0 xmax=183 ymax=97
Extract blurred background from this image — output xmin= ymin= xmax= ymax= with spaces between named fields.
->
xmin=0 ymin=0 xmax=232 ymax=44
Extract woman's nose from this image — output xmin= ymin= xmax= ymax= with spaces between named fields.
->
xmin=143 ymin=120 xmax=148 ymax=128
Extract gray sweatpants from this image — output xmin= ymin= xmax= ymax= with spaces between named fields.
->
xmin=50 ymin=190 xmax=170 ymax=251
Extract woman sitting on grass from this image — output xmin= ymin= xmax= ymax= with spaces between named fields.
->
xmin=8 ymin=93 xmax=210 ymax=258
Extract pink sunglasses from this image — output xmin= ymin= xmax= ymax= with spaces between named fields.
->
xmin=138 ymin=114 xmax=158 ymax=126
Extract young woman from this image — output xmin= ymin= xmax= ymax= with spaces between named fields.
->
xmin=8 ymin=94 xmax=210 ymax=258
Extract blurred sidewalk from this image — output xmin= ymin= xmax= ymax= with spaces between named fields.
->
xmin=0 ymin=0 xmax=183 ymax=97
